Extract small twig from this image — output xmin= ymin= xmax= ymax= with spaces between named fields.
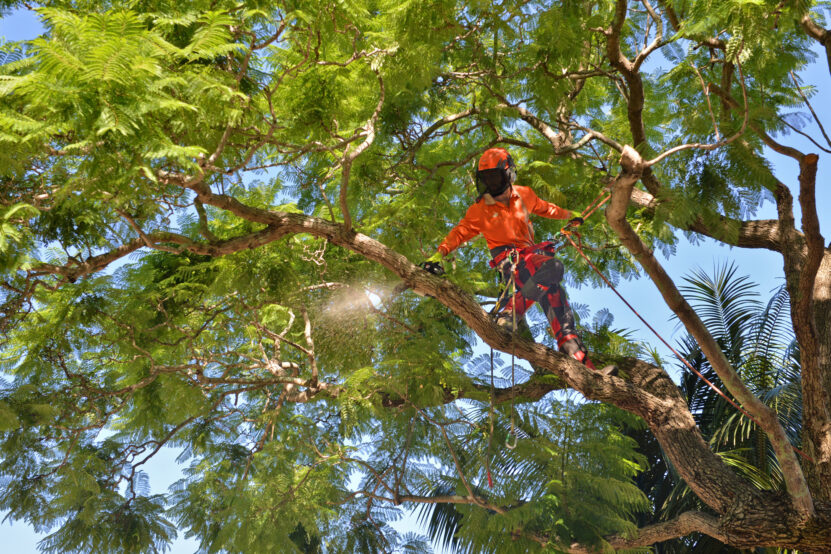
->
xmin=692 ymin=64 xmax=721 ymax=141
xmin=116 ymin=209 xmax=183 ymax=254
xmin=778 ymin=116 xmax=831 ymax=154
xmin=789 ymin=70 xmax=831 ymax=149
xmin=646 ymin=53 xmax=749 ymax=166
xmin=301 ymin=306 xmax=318 ymax=388
xmin=194 ymin=198 xmax=219 ymax=243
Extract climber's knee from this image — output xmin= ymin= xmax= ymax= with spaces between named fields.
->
xmin=519 ymin=258 xmax=563 ymax=302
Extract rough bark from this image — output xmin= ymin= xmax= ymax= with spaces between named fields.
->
xmin=813 ymin=252 xmax=831 ymax=500
xmin=788 ymin=154 xmax=831 ymax=500
xmin=607 ymin=146 xmax=815 ymax=519
xmin=628 ymin=187 xmax=788 ymax=251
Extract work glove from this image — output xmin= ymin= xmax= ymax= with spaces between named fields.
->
xmin=420 ymin=251 xmax=445 ymax=276
xmin=567 ymin=211 xmax=584 ymax=227
xmin=426 ymin=251 xmax=443 ymax=264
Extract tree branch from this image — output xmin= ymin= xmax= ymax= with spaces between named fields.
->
xmin=789 ymin=70 xmax=831 ymax=150
xmin=569 ymin=511 xmax=726 ymax=552
xmin=658 ymin=0 xmax=726 ymax=50
xmin=500 ymin=103 xmax=622 ymax=154
xmin=801 ymin=14 xmax=831 ymax=75
xmin=171 ymin=177 xmax=780 ymax=522
xmin=340 ymin=73 xmax=384 ymax=233
xmin=607 ymin=146 xmax=815 ymax=519
xmin=301 ymin=306 xmax=319 ymax=388
xmin=793 ymin=154 xmax=831 ymax=486
xmin=627 ymin=187 xmax=788 ymax=252
xmin=634 ymin=0 xmax=664 ymax=71
xmin=646 ymin=58 xmax=749 ymax=167
xmin=28 ymin=227 xmax=286 ymax=282
xmin=707 ymin=84 xmax=805 ymax=161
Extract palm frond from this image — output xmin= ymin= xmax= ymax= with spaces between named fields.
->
xmin=680 ymin=262 xmax=761 ymax=360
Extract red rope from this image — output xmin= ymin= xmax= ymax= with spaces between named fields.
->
xmin=580 ymin=192 xmax=612 ymax=221
xmin=562 ymin=230 xmax=813 ymax=463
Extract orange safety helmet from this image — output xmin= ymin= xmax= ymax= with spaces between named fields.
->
xmin=475 ymin=147 xmax=517 ymax=198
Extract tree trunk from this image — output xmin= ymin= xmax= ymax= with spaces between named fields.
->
xmin=806 ymin=252 xmax=831 ymax=500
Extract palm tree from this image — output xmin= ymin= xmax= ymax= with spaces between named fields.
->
xmin=636 ymin=263 xmax=802 ymax=553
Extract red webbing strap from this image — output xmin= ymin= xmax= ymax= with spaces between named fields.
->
xmin=562 ymin=232 xmax=813 ymax=463
xmin=489 ymin=241 xmax=558 ymax=269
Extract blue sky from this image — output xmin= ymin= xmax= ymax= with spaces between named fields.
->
xmin=2 ymin=4 xmax=830 ymax=553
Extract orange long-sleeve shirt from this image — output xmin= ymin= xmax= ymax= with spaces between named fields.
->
xmin=437 ymin=185 xmax=571 ymax=255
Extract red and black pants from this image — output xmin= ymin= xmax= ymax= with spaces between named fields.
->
xmin=492 ymin=243 xmax=587 ymax=362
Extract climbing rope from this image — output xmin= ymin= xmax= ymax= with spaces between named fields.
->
xmin=560 ymin=187 xmax=813 ymax=462
xmin=483 ymin=250 xmax=522 ymax=489
xmin=489 ymin=253 xmax=521 ymax=445
xmin=507 ymin=273 xmax=518 ymax=451
xmin=486 ymin=348 xmax=495 ymax=488
xmin=483 ymin=186 xmax=615 ymax=465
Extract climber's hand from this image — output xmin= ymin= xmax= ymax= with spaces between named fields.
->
xmin=426 ymin=251 xmax=443 ymax=264
xmin=567 ymin=212 xmax=584 ymax=227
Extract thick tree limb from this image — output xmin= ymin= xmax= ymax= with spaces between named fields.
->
xmin=628 ymin=187 xmax=789 ymax=252
xmin=797 ymin=154 xmax=824 ymax=317
xmin=607 ymin=145 xmax=815 ymax=519
xmin=793 ymin=154 xmax=831 ymax=495
xmin=568 ymin=511 xmax=726 ymax=553
xmin=605 ymin=0 xmax=646 ymax=147
xmin=710 ymin=73 xmax=831 ymax=496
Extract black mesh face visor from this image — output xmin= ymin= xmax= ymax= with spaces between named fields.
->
xmin=476 ymin=167 xmax=510 ymax=197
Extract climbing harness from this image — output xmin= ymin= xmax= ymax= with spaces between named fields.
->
xmin=484 ymin=186 xmax=613 ymax=467
xmin=483 ymin=186 xmax=609 ymax=486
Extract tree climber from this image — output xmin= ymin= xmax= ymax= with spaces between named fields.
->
xmin=425 ymin=148 xmax=616 ymax=376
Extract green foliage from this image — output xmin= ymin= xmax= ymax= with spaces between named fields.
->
xmin=0 ymin=0 xmax=822 ymax=551
xmin=416 ymin=397 xmax=649 ymax=553
xmin=0 ymin=202 xmax=38 ymax=271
